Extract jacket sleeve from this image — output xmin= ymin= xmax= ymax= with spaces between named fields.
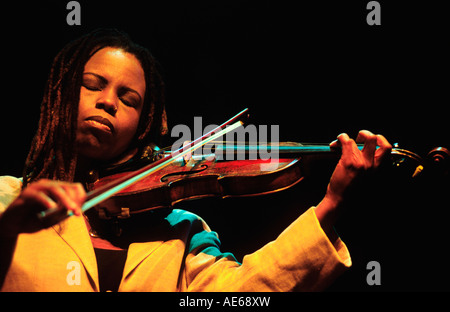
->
xmin=0 ymin=176 xmax=22 ymax=214
xmin=184 ymin=207 xmax=351 ymax=291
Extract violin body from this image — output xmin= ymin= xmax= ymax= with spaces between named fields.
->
xmin=93 ymin=153 xmax=304 ymax=219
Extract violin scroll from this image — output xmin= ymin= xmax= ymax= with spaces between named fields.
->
xmin=427 ymin=147 xmax=449 ymax=177
xmin=390 ymin=145 xmax=449 ymax=179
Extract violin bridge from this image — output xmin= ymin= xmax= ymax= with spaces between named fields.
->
xmin=118 ymin=207 xmax=130 ymax=219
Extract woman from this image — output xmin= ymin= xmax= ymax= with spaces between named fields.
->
xmin=0 ymin=29 xmax=391 ymax=291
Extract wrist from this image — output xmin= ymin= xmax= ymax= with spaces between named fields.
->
xmin=315 ymin=195 xmax=341 ymax=243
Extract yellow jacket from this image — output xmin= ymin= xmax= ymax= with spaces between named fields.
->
xmin=0 ymin=176 xmax=351 ymax=291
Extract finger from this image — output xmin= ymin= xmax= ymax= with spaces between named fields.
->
xmin=73 ymin=183 xmax=87 ymax=207
xmin=329 ymin=139 xmax=340 ymax=150
xmin=30 ymin=180 xmax=86 ymax=217
xmin=356 ymin=130 xmax=377 ymax=166
xmin=43 ymin=184 xmax=81 ymax=216
xmin=20 ymin=187 xmax=69 ymax=228
xmin=355 ymin=129 xmax=374 ymax=143
xmin=374 ymin=134 xmax=392 ymax=167
xmin=337 ymin=133 xmax=354 ymax=148
xmin=59 ymin=184 xmax=82 ymax=216
xmin=27 ymin=180 xmax=70 ymax=211
xmin=337 ymin=133 xmax=359 ymax=161
xmin=68 ymin=183 xmax=86 ymax=215
xmin=21 ymin=188 xmax=58 ymax=211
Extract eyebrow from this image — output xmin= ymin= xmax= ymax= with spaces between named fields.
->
xmin=83 ymin=72 xmax=143 ymax=103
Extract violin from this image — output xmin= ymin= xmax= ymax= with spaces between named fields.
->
xmin=38 ymin=108 xmax=449 ymax=221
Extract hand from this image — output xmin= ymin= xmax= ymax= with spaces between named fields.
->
xmin=0 ymin=179 xmax=86 ymax=238
xmin=315 ymin=130 xmax=392 ymax=240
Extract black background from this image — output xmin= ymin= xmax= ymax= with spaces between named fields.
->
xmin=0 ymin=0 xmax=448 ymax=291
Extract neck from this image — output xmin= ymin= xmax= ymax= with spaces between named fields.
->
xmin=74 ymin=155 xmax=95 ymax=184
xmin=74 ymin=147 xmax=139 ymax=185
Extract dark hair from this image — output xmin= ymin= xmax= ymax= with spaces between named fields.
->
xmin=23 ymin=29 xmax=167 ymax=186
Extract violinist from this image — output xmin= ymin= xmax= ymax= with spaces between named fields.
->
xmin=0 ymin=29 xmax=392 ymax=292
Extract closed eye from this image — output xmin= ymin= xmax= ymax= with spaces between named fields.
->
xmin=82 ymin=84 xmax=101 ymax=91
xmin=82 ymin=73 xmax=106 ymax=91
xmin=118 ymin=88 xmax=141 ymax=108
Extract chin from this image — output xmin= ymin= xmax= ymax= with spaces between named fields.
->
xmin=75 ymin=133 xmax=135 ymax=165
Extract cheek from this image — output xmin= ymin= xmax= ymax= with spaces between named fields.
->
xmin=77 ymin=89 xmax=92 ymax=122
xmin=115 ymin=109 xmax=141 ymax=143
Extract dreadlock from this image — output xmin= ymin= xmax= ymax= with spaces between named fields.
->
xmin=23 ymin=29 xmax=168 ymax=187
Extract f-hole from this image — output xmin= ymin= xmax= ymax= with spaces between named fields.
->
xmin=160 ymin=164 xmax=209 ymax=182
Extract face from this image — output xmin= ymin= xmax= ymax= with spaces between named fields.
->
xmin=76 ymin=47 xmax=146 ymax=162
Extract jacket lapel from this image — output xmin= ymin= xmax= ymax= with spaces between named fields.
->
xmin=122 ymin=240 xmax=164 ymax=279
xmin=52 ymin=215 xmax=99 ymax=291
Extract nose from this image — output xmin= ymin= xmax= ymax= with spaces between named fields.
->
xmin=95 ymin=89 xmax=118 ymax=116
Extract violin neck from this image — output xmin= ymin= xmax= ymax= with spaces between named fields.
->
xmin=204 ymin=143 xmax=422 ymax=166
xmin=205 ymin=143 xmax=362 ymax=155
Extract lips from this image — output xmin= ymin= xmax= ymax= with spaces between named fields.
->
xmin=85 ymin=116 xmax=115 ymax=133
